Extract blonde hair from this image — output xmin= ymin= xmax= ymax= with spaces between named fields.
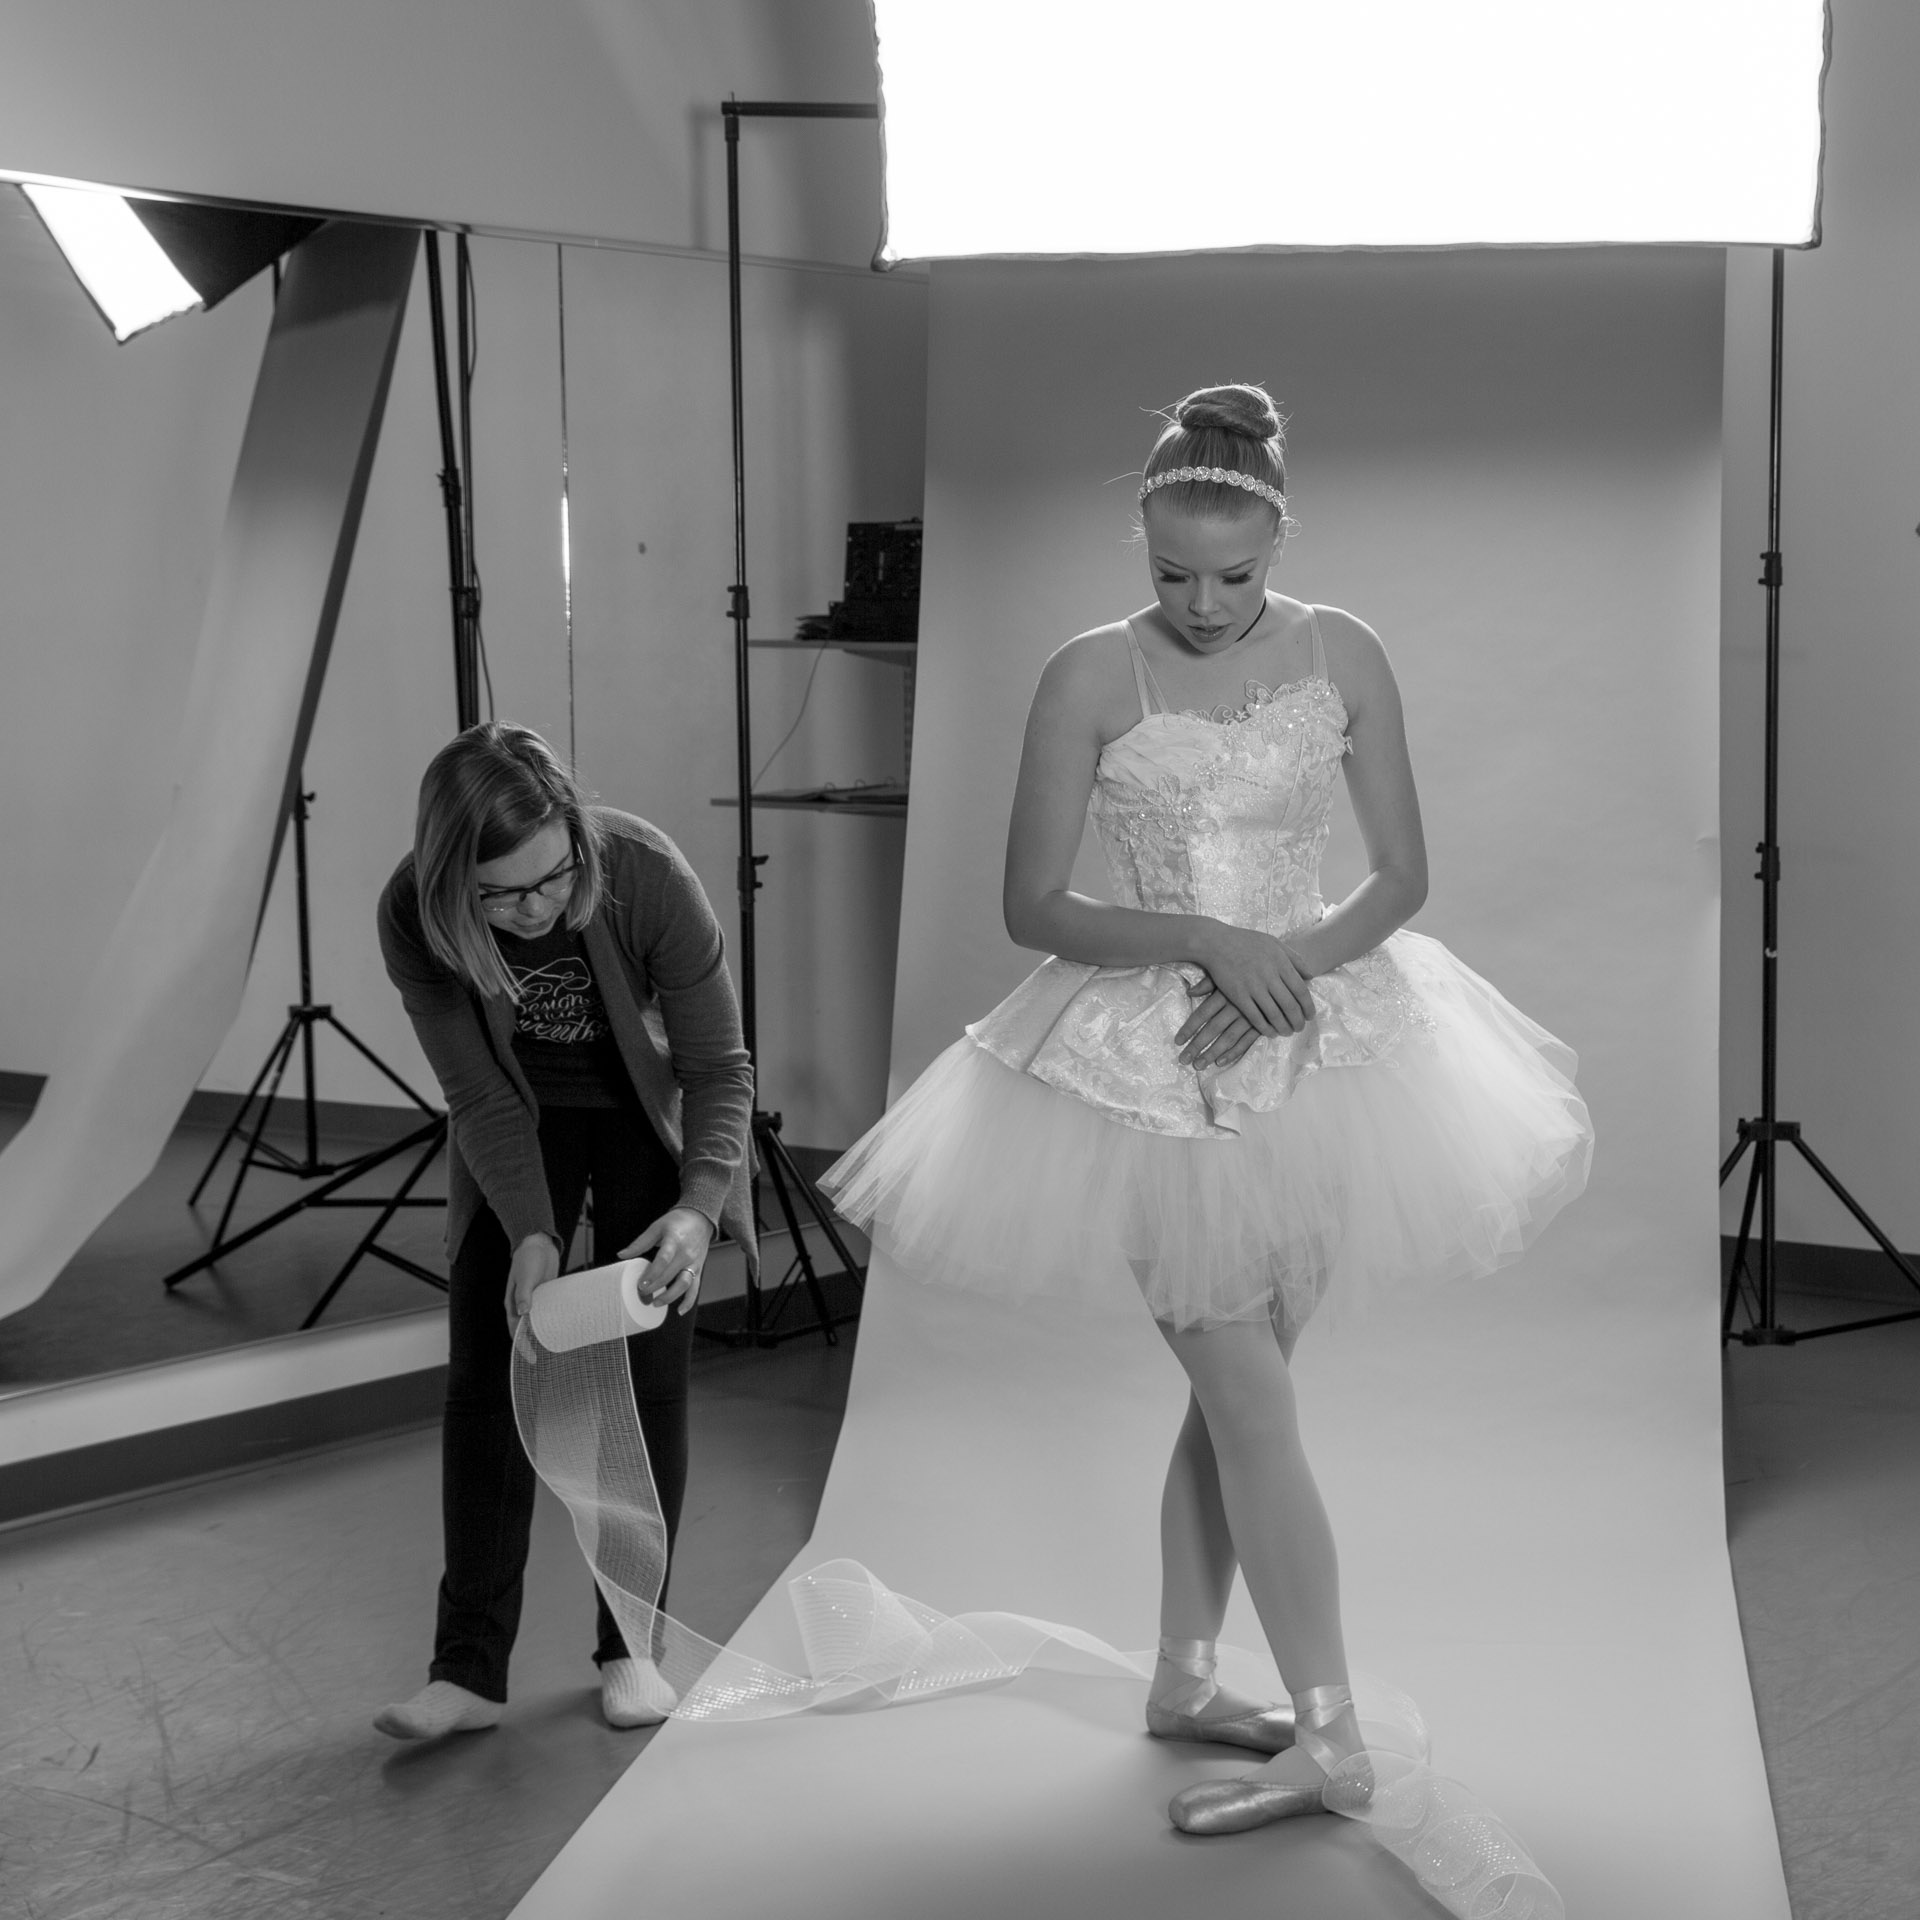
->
xmin=1140 ymin=383 xmax=1296 ymax=535
xmin=413 ymin=723 xmax=609 ymax=999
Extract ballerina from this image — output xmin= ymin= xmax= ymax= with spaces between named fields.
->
xmin=822 ymin=381 xmax=1592 ymax=1832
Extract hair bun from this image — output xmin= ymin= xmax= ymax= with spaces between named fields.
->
xmin=1176 ymin=383 xmax=1282 ymax=443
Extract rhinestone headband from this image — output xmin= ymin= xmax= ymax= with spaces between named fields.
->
xmin=1139 ymin=465 xmax=1287 ymax=514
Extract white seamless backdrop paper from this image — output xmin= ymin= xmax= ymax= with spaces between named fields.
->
xmin=514 ymin=248 xmax=1786 ymax=1920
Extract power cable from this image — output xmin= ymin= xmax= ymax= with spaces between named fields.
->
xmin=754 ymin=640 xmax=829 ymax=788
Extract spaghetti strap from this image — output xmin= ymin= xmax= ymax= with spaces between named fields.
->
xmin=1122 ymin=619 xmax=1164 ymax=721
xmin=1306 ymin=605 xmax=1328 ymax=684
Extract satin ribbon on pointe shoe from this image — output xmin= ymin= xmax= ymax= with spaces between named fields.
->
xmin=1291 ymin=1681 xmax=1362 ymax=1773
xmin=1167 ymin=1681 xmax=1355 ymax=1834
xmin=1144 ymin=1637 xmax=1296 ymax=1755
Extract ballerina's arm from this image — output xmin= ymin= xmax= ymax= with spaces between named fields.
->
xmin=1173 ymin=609 xmax=1429 ymax=1066
xmin=1287 ymin=607 xmax=1428 ymax=975
xmin=1002 ymin=632 xmax=1311 ymax=1039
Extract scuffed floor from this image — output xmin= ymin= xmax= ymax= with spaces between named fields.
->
xmin=0 ymin=1332 xmax=853 ymax=1920
xmin=3 ymin=1286 xmax=1914 ymax=1917
xmin=1724 ymin=1300 xmax=1920 ymax=1920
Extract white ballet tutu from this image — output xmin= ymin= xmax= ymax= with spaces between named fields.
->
xmin=822 ymin=930 xmax=1591 ymax=1334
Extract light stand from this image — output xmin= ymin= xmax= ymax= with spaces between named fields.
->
xmin=163 ymin=228 xmax=491 ymax=1328
xmin=161 ymin=783 xmax=449 ymax=1329
xmin=716 ymin=98 xmax=880 ymax=1348
xmin=425 ymin=231 xmax=483 ymax=728
xmin=1720 ymin=248 xmax=1920 ymax=1345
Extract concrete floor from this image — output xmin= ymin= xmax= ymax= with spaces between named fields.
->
xmin=1723 ymin=1302 xmax=1920 ymax=1920
xmin=1 ymin=1332 xmax=854 ymax=1920
xmin=2 ymin=1277 xmax=1914 ymax=1918
xmin=0 ymin=1100 xmax=447 ymax=1391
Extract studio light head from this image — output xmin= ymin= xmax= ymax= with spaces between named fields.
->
xmin=20 ymin=178 xmax=319 ymax=341
xmin=869 ymin=0 xmax=1830 ymax=261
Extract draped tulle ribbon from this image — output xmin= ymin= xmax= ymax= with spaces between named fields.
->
xmin=513 ymin=1271 xmax=1564 ymax=1918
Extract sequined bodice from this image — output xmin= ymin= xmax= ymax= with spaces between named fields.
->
xmin=1090 ymin=676 xmax=1352 ymax=940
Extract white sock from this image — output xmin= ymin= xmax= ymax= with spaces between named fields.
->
xmin=373 ymin=1680 xmax=503 ymax=1741
xmin=601 ymin=1655 xmax=678 ymax=1729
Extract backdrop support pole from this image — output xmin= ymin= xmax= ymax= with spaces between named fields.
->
xmin=1721 ymin=248 xmax=1920 ymax=1344
xmin=425 ymin=231 xmax=481 ymax=731
xmin=714 ymin=97 xmax=879 ymax=1349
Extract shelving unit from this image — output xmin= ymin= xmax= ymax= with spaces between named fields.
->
xmin=711 ymin=636 xmax=915 ymax=818
xmin=713 ymin=96 xmax=901 ymax=1348
xmin=712 ymin=789 xmax=907 ymax=817
xmin=749 ymin=637 xmax=916 ymax=668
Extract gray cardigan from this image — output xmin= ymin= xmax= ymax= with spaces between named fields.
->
xmin=377 ymin=808 xmax=758 ymax=1274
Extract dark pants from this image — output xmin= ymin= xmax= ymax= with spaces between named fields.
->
xmin=431 ymin=1103 xmax=696 ymax=1702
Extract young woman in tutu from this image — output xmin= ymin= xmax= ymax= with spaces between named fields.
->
xmin=822 ymin=383 xmax=1591 ymax=1832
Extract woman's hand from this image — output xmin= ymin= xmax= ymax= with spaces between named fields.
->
xmin=1191 ymin=923 xmax=1315 ymax=1040
xmin=620 ymin=1207 xmax=715 ymax=1318
xmin=1176 ymin=986 xmax=1262 ymax=1070
xmin=505 ymin=1232 xmax=562 ymax=1328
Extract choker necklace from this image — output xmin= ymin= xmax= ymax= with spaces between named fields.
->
xmin=1225 ymin=602 xmax=1268 ymax=648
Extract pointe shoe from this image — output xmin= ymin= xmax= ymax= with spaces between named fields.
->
xmin=1144 ymin=1639 xmax=1296 ymax=1755
xmin=1167 ymin=1772 xmax=1327 ymax=1835
xmin=1167 ymin=1682 xmax=1358 ymax=1836
xmin=601 ymin=1655 xmax=678 ymax=1729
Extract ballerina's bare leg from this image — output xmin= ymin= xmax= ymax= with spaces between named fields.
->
xmin=1155 ymin=1313 xmax=1359 ymax=1787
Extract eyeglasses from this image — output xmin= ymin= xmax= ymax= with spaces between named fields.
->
xmin=477 ymin=856 xmax=580 ymax=917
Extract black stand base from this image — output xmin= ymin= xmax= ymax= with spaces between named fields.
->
xmin=161 ymin=1001 xmax=448 ymax=1330
xmin=699 ymin=1110 xmax=864 ymax=1349
xmin=1720 ymin=1117 xmax=1920 ymax=1344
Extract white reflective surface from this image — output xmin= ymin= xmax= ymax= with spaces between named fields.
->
xmin=873 ymin=0 xmax=1827 ymax=257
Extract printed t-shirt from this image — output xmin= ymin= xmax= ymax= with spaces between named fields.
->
xmin=492 ymin=918 xmax=633 ymax=1108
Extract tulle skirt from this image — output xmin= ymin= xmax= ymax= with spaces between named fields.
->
xmin=821 ymin=931 xmax=1592 ymax=1334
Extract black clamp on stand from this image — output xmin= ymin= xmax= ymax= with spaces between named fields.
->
xmin=1721 ymin=250 xmax=1920 ymax=1346
xmin=160 ymin=784 xmax=449 ymax=1330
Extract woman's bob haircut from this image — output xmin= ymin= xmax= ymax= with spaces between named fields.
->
xmin=413 ymin=722 xmax=609 ymax=999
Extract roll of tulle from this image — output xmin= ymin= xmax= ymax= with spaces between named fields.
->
xmin=822 ymin=934 xmax=1591 ymax=1333
xmin=528 ymin=1258 xmax=668 ymax=1352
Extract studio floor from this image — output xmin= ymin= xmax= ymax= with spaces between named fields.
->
xmin=0 ymin=1096 xmax=448 ymax=1390
xmin=1 ymin=1270 xmax=1914 ymax=1919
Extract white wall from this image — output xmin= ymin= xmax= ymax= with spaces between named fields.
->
xmin=0 ymin=126 xmax=925 ymax=1156
xmin=1719 ymin=0 xmax=1920 ymax=1250
xmin=0 ymin=0 xmax=884 ymax=260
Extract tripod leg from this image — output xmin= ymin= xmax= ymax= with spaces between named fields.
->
xmin=300 ymin=1121 xmax=445 ymax=1329
xmin=1788 ymin=1137 xmax=1920 ymax=1299
xmin=767 ymin=1128 xmax=866 ymax=1296
xmin=1724 ymin=1140 xmax=1762 ymax=1338
xmin=758 ymin=1140 xmax=838 ymax=1347
xmin=323 ymin=1011 xmax=441 ymax=1114
xmin=362 ymin=1122 xmax=451 ymax=1288
xmin=164 ymin=1126 xmax=428 ymax=1288
xmin=1718 ymin=1129 xmax=1753 ymax=1187
xmin=209 ymin=1021 xmax=302 ymax=1243
xmin=189 ymin=1029 xmax=287 ymax=1205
